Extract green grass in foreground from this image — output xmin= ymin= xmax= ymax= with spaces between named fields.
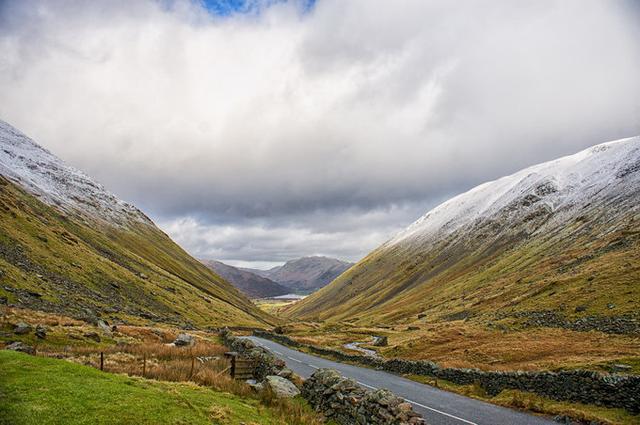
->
xmin=0 ymin=350 xmax=281 ymax=425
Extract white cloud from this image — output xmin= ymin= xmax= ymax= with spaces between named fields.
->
xmin=0 ymin=0 xmax=638 ymax=265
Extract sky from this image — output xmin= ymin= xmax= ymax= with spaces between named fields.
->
xmin=0 ymin=0 xmax=639 ymax=269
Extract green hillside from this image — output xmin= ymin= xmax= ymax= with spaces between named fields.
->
xmin=287 ymin=216 xmax=640 ymax=325
xmin=287 ymin=140 xmax=640 ymax=329
xmin=0 ymin=175 xmax=274 ymax=328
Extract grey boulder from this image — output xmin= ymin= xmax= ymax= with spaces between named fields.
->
xmin=246 ymin=379 xmax=265 ymax=392
xmin=372 ymin=336 xmax=388 ymax=346
xmin=265 ymin=375 xmax=300 ymax=398
xmin=173 ymin=333 xmax=195 ymax=346
xmin=6 ymin=341 xmax=35 ymax=355
xmin=97 ymin=320 xmax=112 ymax=334
xmin=14 ymin=322 xmax=32 ymax=335
xmin=35 ymin=324 xmax=47 ymax=339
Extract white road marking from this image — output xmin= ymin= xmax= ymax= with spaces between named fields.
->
xmin=357 ymin=381 xmax=378 ymax=390
xmin=256 ymin=338 xmax=477 ymax=425
xmin=405 ymin=398 xmax=477 ymax=425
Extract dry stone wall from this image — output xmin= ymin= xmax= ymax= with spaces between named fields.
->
xmin=302 ymin=369 xmax=425 ymax=425
xmin=254 ymin=330 xmax=640 ymax=414
xmin=221 ymin=329 xmax=427 ymax=423
xmin=220 ymin=328 xmax=285 ymax=380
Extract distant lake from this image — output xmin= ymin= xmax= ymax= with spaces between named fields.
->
xmin=271 ymin=294 xmax=306 ymax=300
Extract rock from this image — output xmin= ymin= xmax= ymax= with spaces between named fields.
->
xmin=417 ymin=313 xmax=426 ymax=319
xmin=302 ymin=368 xmax=425 ymax=424
xmin=83 ymin=332 xmax=101 ymax=342
xmin=406 ymin=326 xmax=419 ymax=331
xmin=277 ymin=367 xmax=294 ymax=379
xmin=0 ymin=296 xmax=7 ymax=305
xmin=139 ymin=311 xmax=156 ymax=320
xmin=14 ymin=322 xmax=32 ymax=335
xmin=173 ymin=333 xmax=195 ymax=346
xmin=35 ymin=324 xmax=47 ymax=339
xmin=265 ymin=375 xmax=300 ymax=398
xmin=246 ymin=379 xmax=265 ymax=392
xmin=607 ymin=303 xmax=616 ymax=309
xmin=5 ymin=341 xmax=35 ymax=355
xmin=97 ymin=320 xmax=112 ymax=334
xmin=139 ymin=273 xmax=149 ymax=280
xmin=372 ymin=336 xmax=388 ymax=346
xmin=612 ymin=364 xmax=632 ymax=372
xmin=574 ymin=305 xmax=587 ymax=313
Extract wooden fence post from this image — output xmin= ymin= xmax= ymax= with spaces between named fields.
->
xmin=100 ymin=352 xmax=104 ymax=371
xmin=224 ymin=352 xmax=237 ymax=379
xmin=189 ymin=355 xmax=195 ymax=379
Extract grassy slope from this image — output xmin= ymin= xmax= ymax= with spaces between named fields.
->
xmin=0 ymin=350 xmax=281 ymax=425
xmin=0 ymin=176 xmax=275 ymax=327
xmin=286 ymin=203 xmax=640 ymax=325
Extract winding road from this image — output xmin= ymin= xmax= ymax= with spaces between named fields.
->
xmin=246 ymin=336 xmax=556 ymax=425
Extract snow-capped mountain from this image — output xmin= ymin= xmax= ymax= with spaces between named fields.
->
xmin=0 ymin=119 xmax=272 ymax=327
xmin=0 ymin=120 xmax=150 ymax=226
xmin=387 ymin=137 xmax=640 ymax=249
xmin=288 ymin=137 xmax=640 ymax=325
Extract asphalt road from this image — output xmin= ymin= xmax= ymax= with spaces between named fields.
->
xmin=247 ymin=336 xmax=557 ymax=425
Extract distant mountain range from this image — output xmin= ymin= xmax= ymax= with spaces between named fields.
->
xmin=201 ymin=260 xmax=292 ymax=299
xmin=243 ymin=256 xmax=354 ymax=294
xmin=0 ymin=119 xmax=273 ymax=327
xmin=288 ymin=137 xmax=640 ymax=326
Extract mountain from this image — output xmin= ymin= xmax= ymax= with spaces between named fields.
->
xmin=287 ymin=137 xmax=640 ymax=325
xmin=244 ymin=256 xmax=354 ymax=294
xmin=0 ymin=119 xmax=274 ymax=327
xmin=201 ymin=260 xmax=292 ymax=298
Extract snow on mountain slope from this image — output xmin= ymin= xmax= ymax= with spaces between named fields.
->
xmin=387 ymin=137 xmax=640 ymax=248
xmin=288 ymin=136 xmax=640 ymax=323
xmin=0 ymin=120 xmax=150 ymax=226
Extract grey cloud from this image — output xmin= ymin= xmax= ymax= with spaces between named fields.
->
xmin=0 ymin=0 xmax=638 ymax=266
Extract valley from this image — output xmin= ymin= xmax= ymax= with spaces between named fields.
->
xmin=1 ymin=118 xmax=639 ymax=425
xmin=2 ymin=2 xmax=639 ymax=424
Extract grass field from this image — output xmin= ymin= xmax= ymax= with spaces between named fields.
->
xmin=254 ymin=299 xmax=298 ymax=315
xmin=0 ymin=307 xmax=326 ymax=425
xmin=281 ymin=321 xmax=640 ymax=373
xmin=0 ymin=350 xmax=287 ymax=425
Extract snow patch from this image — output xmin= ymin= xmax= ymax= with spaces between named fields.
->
xmin=386 ymin=136 xmax=640 ymax=248
xmin=0 ymin=119 xmax=151 ymax=226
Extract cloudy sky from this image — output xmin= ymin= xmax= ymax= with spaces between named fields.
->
xmin=1 ymin=0 xmax=639 ymax=268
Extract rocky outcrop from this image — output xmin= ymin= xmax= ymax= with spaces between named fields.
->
xmin=255 ymin=330 xmax=640 ymax=414
xmin=5 ymin=341 xmax=35 ymax=355
xmin=302 ymin=369 xmax=425 ymax=424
